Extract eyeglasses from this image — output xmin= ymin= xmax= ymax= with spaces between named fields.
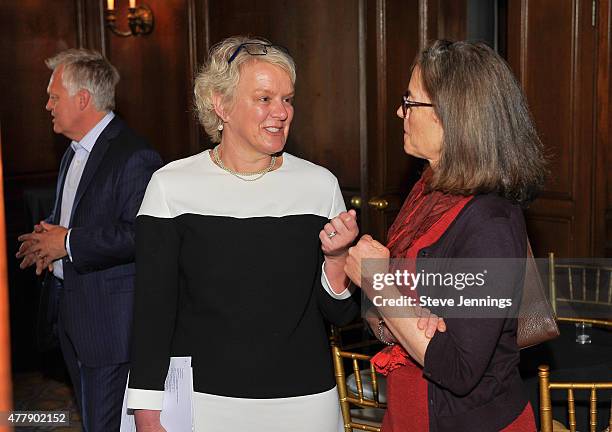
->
xmin=227 ymin=43 xmax=290 ymax=64
xmin=401 ymin=91 xmax=434 ymax=118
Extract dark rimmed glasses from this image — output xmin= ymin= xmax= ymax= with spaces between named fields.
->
xmin=401 ymin=91 xmax=434 ymax=118
xmin=227 ymin=43 xmax=290 ymax=64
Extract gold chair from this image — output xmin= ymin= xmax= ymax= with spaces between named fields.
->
xmin=331 ymin=322 xmax=382 ymax=352
xmin=548 ymin=252 xmax=612 ymax=317
xmin=555 ymin=316 xmax=612 ymax=330
xmin=539 ymin=364 xmax=612 ymax=432
xmin=331 ymin=343 xmax=386 ymax=432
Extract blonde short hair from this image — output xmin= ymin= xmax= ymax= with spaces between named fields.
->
xmin=46 ymin=49 xmax=119 ymax=111
xmin=194 ymin=36 xmax=296 ymax=143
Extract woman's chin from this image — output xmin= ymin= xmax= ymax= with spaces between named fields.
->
xmin=263 ymin=138 xmax=287 ymax=154
xmin=403 ymin=143 xmax=418 ymax=158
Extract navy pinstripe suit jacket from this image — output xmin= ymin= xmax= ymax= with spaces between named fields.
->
xmin=47 ymin=116 xmax=163 ymax=367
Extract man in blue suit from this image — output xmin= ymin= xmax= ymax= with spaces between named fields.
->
xmin=16 ymin=49 xmax=163 ymax=432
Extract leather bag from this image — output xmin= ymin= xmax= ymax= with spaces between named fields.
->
xmin=517 ymin=241 xmax=560 ymax=349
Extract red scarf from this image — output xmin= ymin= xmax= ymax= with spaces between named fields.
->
xmin=386 ymin=169 xmax=471 ymax=258
xmin=372 ymin=170 xmax=473 ymax=432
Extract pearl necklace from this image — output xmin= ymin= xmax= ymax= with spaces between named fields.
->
xmin=211 ymin=145 xmax=277 ymax=181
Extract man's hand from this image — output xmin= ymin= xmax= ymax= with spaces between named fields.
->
xmin=17 ymin=221 xmax=67 ymax=275
xmin=16 ymin=223 xmax=50 ymax=273
xmin=16 ymin=223 xmax=43 ymax=268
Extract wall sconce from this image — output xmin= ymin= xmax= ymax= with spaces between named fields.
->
xmin=105 ymin=0 xmax=154 ymax=37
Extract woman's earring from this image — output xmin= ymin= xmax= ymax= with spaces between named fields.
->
xmin=217 ymin=123 xmax=224 ymax=131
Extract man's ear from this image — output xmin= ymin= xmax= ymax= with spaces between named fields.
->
xmin=212 ymin=92 xmax=228 ymax=122
xmin=77 ymin=89 xmax=91 ymax=111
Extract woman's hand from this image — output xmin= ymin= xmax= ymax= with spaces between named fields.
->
xmin=134 ymin=410 xmax=166 ymax=432
xmin=415 ymin=306 xmax=447 ymax=338
xmin=320 ymin=210 xmax=359 ymax=294
xmin=345 ymin=235 xmax=390 ymax=289
xmin=366 ymin=306 xmax=445 ymax=342
xmin=319 ymin=209 xmax=359 ymax=257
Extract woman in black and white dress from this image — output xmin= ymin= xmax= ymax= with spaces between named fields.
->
xmin=126 ymin=36 xmax=360 ymax=432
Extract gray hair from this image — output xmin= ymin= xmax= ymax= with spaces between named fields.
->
xmin=194 ymin=36 xmax=296 ymax=143
xmin=45 ymin=49 xmax=120 ymax=111
xmin=416 ymin=40 xmax=547 ymax=205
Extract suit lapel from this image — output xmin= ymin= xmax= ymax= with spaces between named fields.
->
xmin=52 ymin=147 xmax=75 ymax=225
xmin=69 ymin=117 xmax=123 ymax=225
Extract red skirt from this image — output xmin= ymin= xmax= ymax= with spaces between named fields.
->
xmin=381 ymin=362 xmax=536 ymax=432
xmin=381 ymin=359 xmax=429 ymax=432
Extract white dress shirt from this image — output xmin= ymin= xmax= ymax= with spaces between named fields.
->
xmin=53 ymin=111 xmax=115 ymax=280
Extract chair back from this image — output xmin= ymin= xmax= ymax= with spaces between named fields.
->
xmin=548 ymin=252 xmax=612 ymax=317
xmin=539 ymin=364 xmax=612 ymax=432
xmin=330 ymin=322 xmax=383 ymax=352
xmin=332 ymin=344 xmax=386 ymax=432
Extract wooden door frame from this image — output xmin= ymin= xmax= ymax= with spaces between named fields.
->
xmin=594 ymin=0 xmax=611 ymax=257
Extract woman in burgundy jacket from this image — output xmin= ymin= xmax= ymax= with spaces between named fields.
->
xmin=345 ymin=40 xmax=546 ymax=432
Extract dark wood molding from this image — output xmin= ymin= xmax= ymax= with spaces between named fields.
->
xmin=76 ymin=0 xmax=85 ymax=47
xmin=595 ymin=0 xmax=611 ymax=256
xmin=506 ymin=0 xmax=604 ymax=257
xmin=520 ymin=0 xmax=529 ymax=95
xmin=363 ymin=0 xmax=385 ymax=235
xmin=187 ymin=0 xmax=204 ymax=155
xmin=378 ymin=0 xmax=388 ymax=194
xmin=608 ymin=0 xmax=612 ymax=257
xmin=358 ymin=0 xmax=368 ymax=225
xmin=437 ymin=0 xmax=467 ymax=40
xmin=77 ymin=0 xmax=105 ymax=53
xmin=418 ymin=0 xmax=428 ymax=49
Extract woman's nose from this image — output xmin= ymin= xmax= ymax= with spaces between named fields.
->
xmin=271 ymin=100 xmax=288 ymax=120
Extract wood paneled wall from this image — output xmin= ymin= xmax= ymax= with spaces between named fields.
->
xmin=362 ymin=0 xmax=422 ymax=240
xmin=206 ymin=0 xmax=363 ymax=191
xmin=506 ymin=0 xmax=610 ymax=258
xmin=1 ymin=0 xmax=81 ymax=371
xmin=0 ymin=0 xmax=610 ymax=371
xmin=0 ymin=0 xmax=206 ymax=176
xmin=603 ymin=0 xmax=612 ymax=257
xmin=107 ymin=0 xmax=203 ymax=163
xmin=0 ymin=0 xmax=213 ymax=370
xmin=0 ymin=0 xmax=411 ymax=369
xmin=1 ymin=1 xmax=78 ymax=177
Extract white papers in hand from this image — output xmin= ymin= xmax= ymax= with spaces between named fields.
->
xmin=120 ymin=356 xmax=194 ymax=432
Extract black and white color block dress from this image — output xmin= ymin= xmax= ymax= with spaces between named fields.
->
xmin=126 ymin=151 xmax=359 ymax=431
